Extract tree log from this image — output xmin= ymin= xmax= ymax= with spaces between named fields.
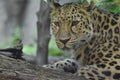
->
xmin=0 ymin=54 xmax=87 ymax=80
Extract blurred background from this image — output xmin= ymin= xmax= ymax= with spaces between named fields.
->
xmin=0 ymin=0 xmax=120 ymax=65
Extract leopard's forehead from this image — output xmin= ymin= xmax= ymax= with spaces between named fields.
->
xmin=51 ymin=3 xmax=89 ymax=21
xmin=60 ymin=3 xmax=81 ymax=12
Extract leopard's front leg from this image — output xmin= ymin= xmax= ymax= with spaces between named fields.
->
xmin=43 ymin=59 xmax=78 ymax=73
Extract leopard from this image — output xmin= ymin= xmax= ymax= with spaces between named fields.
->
xmin=43 ymin=0 xmax=120 ymax=80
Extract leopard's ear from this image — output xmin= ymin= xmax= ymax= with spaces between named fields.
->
xmin=82 ymin=0 xmax=89 ymax=6
xmin=89 ymin=0 xmax=95 ymax=9
xmin=85 ymin=0 xmax=95 ymax=11
xmin=50 ymin=0 xmax=61 ymax=10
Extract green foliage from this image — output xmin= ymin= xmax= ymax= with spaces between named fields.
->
xmin=108 ymin=6 xmax=120 ymax=13
xmin=11 ymin=26 xmax=22 ymax=46
xmin=22 ymin=39 xmax=63 ymax=56
xmin=96 ymin=0 xmax=120 ymax=13
xmin=23 ymin=44 xmax=36 ymax=56
xmin=49 ymin=48 xmax=63 ymax=56
xmin=78 ymin=0 xmax=120 ymax=13
xmin=8 ymin=26 xmax=62 ymax=56
xmin=49 ymin=39 xmax=63 ymax=56
xmin=0 ymin=43 xmax=8 ymax=48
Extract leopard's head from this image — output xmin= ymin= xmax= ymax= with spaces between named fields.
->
xmin=50 ymin=0 xmax=94 ymax=50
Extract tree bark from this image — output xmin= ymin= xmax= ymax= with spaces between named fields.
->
xmin=36 ymin=0 xmax=51 ymax=65
xmin=0 ymin=54 xmax=87 ymax=80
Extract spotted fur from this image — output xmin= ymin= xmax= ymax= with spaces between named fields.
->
xmin=44 ymin=0 xmax=120 ymax=79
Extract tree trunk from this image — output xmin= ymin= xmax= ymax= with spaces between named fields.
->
xmin=36 ymin=0 xmax=51 ymax=65
xmin=0 ymin=54 xmax=87 ymax=80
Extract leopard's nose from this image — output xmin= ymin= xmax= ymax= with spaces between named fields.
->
xmin=60 ymin=38 xmax=71 ymax=45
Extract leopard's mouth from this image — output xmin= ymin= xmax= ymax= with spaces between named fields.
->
xmin=56 ymin=41 xmax=75 ymax=50
xmin=61 ymin=46 xmax=71 ymax=50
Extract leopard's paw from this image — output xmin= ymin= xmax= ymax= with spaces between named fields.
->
xmin=43 ymin=59 xmax=78 ymax=73
xmin=42 ymin=64 xmax=56 ymax=69
xmin=54 ymin=59 xmax=78 ymax=73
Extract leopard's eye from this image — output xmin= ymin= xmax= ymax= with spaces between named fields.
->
xmin=71 ymin=21 xmax=79 ymax=26
xmin=54 ymin=22 xmax=60 ymax=27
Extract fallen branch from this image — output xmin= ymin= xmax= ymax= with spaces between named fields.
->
xmin=0 ymin=54 xmax=87 ymax=80
xmin=0 ymin=40 xmax=23 ymax=60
